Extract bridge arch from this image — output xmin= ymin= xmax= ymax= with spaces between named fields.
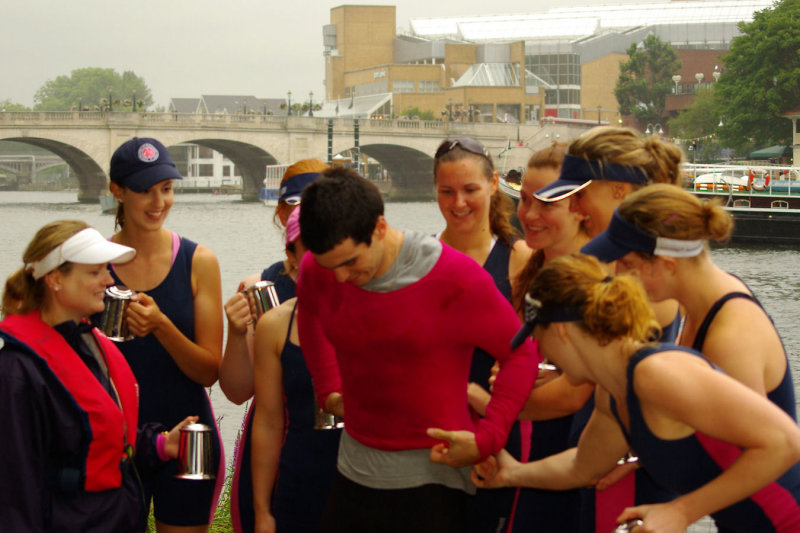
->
xmin=330 ymin=143 xmax=435 ymax=201
xmin=1 ymin=136 xmax=107 ymax=201
xmin=184 ymin=139 xmax=278 ymax=201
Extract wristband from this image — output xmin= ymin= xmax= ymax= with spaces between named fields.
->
xmin=156 ymin=431 xmax=170 ymax=462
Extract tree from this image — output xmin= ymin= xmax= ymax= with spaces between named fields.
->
xmin=0 ymin=99 xmax=30 ymax=111
xmin=614 ymin=34 xmax=682 ymax=127
xmin=668 ymin=86 xmax=722 ymax=139
xmin=668 ymin=87 xmax=726 ymax=163
xmin=715 ymin=0 xmax=800 ymax=151
xmin=33 ymin=68 xmax=153 ymax=111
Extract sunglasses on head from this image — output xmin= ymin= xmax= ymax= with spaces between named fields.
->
xmin=435 ymin=137 xmax=490 ymax=160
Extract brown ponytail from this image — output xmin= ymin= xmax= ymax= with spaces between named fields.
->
xmin=529 ymin=254 xmax=661 ymax=345
xmin=618 ymin=184 xmax=733 ymax=246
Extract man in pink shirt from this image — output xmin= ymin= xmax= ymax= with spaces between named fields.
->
xmin=297 ymin=167 xmax=537 ymax=533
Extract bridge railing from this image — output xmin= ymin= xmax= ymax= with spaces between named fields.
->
xmin=0 ymin=111 xmax=568 ymax=142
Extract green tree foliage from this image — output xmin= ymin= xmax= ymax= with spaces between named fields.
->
xmin=33 ymin=68 xmax=153 ymax=111
xmin=399 ymin=106 xmax=435 ymax=120
xmin=716 ymin=0 xmax=800 ymax=151
xmin=668 ymin=87 xmax=727 ymax=163
xmin=615 ymin=34 xmax=682 ymax=127
xmin=0 ymin=99 xmax=30 ymax=111
xmin=668 ymin=86 xmax=722 ymax=139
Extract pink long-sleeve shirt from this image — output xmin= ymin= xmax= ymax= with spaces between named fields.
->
xmin=297 ymin=244 xmax=538 ymax=460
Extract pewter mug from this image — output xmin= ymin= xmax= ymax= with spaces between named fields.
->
xmin=312 ymin=389 xmax=344 ymax=430
xmin=98 ymin=285 xmax=134 ymax=341
xmin=242 ymin=280 xmax=280 ymax=319
xmin=175 ymin=423 xmax=215 ymax=480
xmin=613 ymin=519 xmax=643 ymax=532
xmin=314 ymin=408 xmax=345 ymax=430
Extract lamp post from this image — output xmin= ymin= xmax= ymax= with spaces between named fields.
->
xmin=695 ymin=72 xmax=704 ymax=91
xmin=287 ymin=91 xmax=292 ymax=116
xmin=645 ymin=123 xmax=663 ymax=136
xmin=243 ymin=98 xmax=248 ymax=115
xmin=78 ymin=95 xmax=82 ymax=112
xmin=131 ymin=89 xmax=137 ymax=112
xmin=448 ymin=98 xmax=453 ymax=122
xmin=107 ymin=86 xmax=113 ymax=112
xmin=712 ymin=67 xmax=721 ymax=83
xmin=672 ymin=74 xmax=682 ymax=94
xmin=309 ymin=91 xmax=314 ymax=117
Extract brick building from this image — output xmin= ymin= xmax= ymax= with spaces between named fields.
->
xmin=318 ymin=1 xmax=772 ymax=124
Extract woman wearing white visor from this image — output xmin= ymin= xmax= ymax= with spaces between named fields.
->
xmin=0 ymin=220 xmax=193 ymax=532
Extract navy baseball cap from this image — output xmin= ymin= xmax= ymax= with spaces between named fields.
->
xmin=582 ymin=210 xmax=705 ymax=263
xmin=533 ymin=154 xmax=648 ymax=202
xmin=110 ymin=137 xmax=182 ymax=192
xmin=279 ymin=172 xmax=321 ymax=205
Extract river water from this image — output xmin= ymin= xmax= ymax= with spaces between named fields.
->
xmin=2 ymin=191 xmax=798 ymax=531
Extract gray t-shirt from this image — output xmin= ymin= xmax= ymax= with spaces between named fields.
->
xmin=337 ymin=230 xmax=475 ymax=493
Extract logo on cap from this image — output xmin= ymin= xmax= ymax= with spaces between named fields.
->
xmin=138 ymin=143 xmax=160 ymax=163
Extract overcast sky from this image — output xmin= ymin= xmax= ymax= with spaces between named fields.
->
xmin=2 ymin=0 xmax=616 ymax=108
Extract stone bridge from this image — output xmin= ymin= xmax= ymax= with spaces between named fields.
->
xmin=0 ymin=111 xmax=585 ymax=202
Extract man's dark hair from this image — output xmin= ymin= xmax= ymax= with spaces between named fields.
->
xmin=299 ymin=166 xmax=385 ymax=254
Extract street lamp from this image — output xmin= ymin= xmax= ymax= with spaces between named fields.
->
xmin=108 ymin=86 xmax=113 ymax=112
xmin=695 ymin=72 xmax=704 ymax=90
xmin=287 ymin=91 xmax=292 ymax=116
xmin=672 ymin=74 xmax=682 ymax=94
xmin=645 ymin=123 xmax=663 ymax=135
xmin=309 ymin=91 xmax=314 ymax=117
xmin=78 ymin=95 xmax=82 ymax=112
xmin=712 ymin=67 xmax=721 ymax=83
xmin=448 ymin=98 xmax=453 ymax=122
xmin=132 ymin=89 xmax=137 ymax=112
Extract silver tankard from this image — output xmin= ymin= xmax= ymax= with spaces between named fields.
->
xmin=241 ymin=280 xmax=280 ymax=319
xmin=175 ymin=423 xmax=215 ymax=480
xmin=613 ymin=519 xmax=643 ymax=532
xmin=312 ymin=389 xmax=344 ymax=430
xmin=98 ymin=285 xmax=135 ymax=341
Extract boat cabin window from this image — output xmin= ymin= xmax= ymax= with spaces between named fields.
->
xmin=771 ymin=200 xmax=788 ymax=209
xmin=733 ymin=199 xmax=751 ymax=207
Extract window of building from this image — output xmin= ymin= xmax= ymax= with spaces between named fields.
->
xmin=418 ymin=80 xmax=440 ymax=93
xmin=393 ymin=80 xmax=414 ymax=93
xmin=198 ymin=146 xmax=214 ymax=159
xmin=526 ymin=53 xmax=581 ymax=87
xmin=545 ymin=88 xmax=581 ymax=106
xmin=198 ymin=164 xmax=214 ymax=177
xmin=375 ymin=80 xmax=388 ymax=93
xmin=223 ymin=166 xmax=231 ymax=177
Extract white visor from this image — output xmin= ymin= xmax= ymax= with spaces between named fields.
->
xmin=652 ymin=237 xmax=705 ymax=257
xmin=26 ymin=228 xmax=136 ymax=279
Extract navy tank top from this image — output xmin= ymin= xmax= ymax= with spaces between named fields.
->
xmin=272 ymin=302 xmax=340 ymax=530
xmin=470 ymin=238 xmax=513 ymax=387
xmin=610 ymin=345 xmax=800 ymax=532
xmin=692 ymin=291 xmax=796 ymax=419
xmin=111 ymin=237 xmax=213 ymax=427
